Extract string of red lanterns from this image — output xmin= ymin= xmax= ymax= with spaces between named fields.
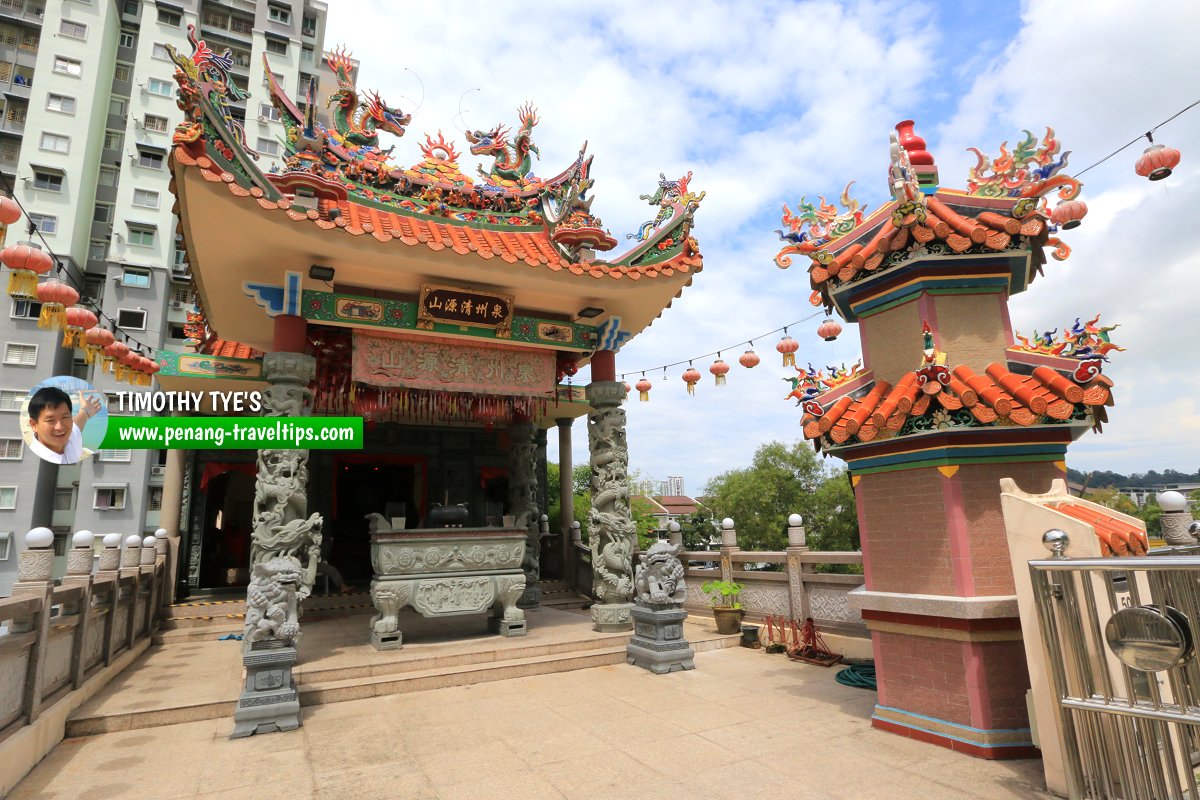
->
xmin=0 ymin=193 xmax=162 ymax=385
xmin=624 ymin=101 xmax=1197 ymax=403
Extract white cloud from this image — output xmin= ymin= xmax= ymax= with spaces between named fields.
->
xmin=328 ymin=0 xmax=1200 ymax=495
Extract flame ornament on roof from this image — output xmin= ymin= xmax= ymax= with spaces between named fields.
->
xmin=966 ymin=127 xmax=1082 ymax=215
xmin=773 ymin=182 xmax=865 ymax=268
xmin=1014 ymin=314 xmax=1124 ymax=364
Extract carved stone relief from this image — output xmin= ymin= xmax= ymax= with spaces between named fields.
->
xmin=587 ymin=381 xmax=635 ymax=631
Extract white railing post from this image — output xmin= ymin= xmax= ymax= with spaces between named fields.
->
xmin=719 ymin=518 xmax=738 ymax=584
xmin=63 ymin=531 xmax=96 ymax=688
xmin=13 ymin=528 xmax=55 ymax=724
xmin=668 ymin=521 xmax=683 ymax=548
xmin=785 ymin=513 xmax=810 ymax=622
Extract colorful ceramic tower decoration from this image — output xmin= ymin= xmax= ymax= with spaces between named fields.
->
xmin=775 ymin=121 xmax=1119 ymax=759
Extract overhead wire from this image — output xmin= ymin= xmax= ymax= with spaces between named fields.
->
xmin=622 ymin=97 xmax=1200 ymax=377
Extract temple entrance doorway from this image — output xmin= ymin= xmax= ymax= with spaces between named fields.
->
xmin=333 ymin=457 xmax=424 ymax=585
xmin=197 ymin=470 xmax=255 ymax=589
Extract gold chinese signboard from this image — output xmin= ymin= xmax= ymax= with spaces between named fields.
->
xmin=417 ymin=283 xmax=514 ymax=335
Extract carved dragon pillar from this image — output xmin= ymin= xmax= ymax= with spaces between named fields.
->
xmin=586 ymin=381 xmax=635 ymax=632
xmin=232 ymin=349 xmax=323 ymax=738
xmin=508 ymin=419 xmax=542 ymax=608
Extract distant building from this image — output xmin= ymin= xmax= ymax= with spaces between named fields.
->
xmin=1118 ymin=483 xmax=1200 ymax=508
xmin=660 ymin=475 xmax=684 ymax=497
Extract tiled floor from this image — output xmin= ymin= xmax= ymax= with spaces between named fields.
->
xmin=13 ymin=646 xmax=1051 ymax=800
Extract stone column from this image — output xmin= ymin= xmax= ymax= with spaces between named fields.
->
xmin=508 ymin=419 xmax=541 ymax=608
xmin=587 ymin=379 xmax=635 ymax=632
xmin=718 ymin=518 xmax=739 ymax=585
xmin=160 ymin=445 xmax=186 ymax=599
xmin=784 ymin=513 xmax=809 ymax=622
xmin=233 ymin=343 xmax=321 ymax=739
xmin=556 ymin=418 xmax=574 ymax=586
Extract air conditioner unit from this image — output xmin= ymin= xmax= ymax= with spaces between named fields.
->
xmin=257 ymin=115 xmax=268 ymax=123
xmin=150 ymin=466 xmax=166 ymax=479
xmin=170 ymin=300 xmax=182 ymax=309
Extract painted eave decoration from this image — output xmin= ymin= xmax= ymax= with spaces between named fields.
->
xmin=776 ymin=122 xmax=1082 ymax=314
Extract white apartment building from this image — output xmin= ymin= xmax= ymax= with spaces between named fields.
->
xmin=0 ymin=0 xmax=338 ymax=595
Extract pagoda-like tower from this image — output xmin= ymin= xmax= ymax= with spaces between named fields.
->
xmin=776 ymin=122 xmax=1116 ymax=758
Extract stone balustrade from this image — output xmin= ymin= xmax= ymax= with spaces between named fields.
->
xmin=0 ymin=529 xmax=171 ymax=795
xmin=572 ymin=514 xmax=867 ymax=639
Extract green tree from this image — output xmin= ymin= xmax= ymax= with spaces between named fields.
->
xmin=1136 ymin=497 xmax=1163 ymax=538
xmin=679 ymin=508 xmax=718 ymax=550
xmin=1082 ymin=487 xmax=1139 ymax=515
xmin=703 ymin=440 xmax=857 ymax=552
xmin=1190 ymin=489 xmax=1200 ymax=520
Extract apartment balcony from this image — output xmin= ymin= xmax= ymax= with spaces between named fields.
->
xmin=0 ymin=116 xmax=25 ymax=136
xmin=199 ymin=20 xmax=254 ymax=47
xmin=2 ymin=79 xmax=30 ymax=101
xmin=0 ymin=4 xmax=44 ymax=27
xmin=90 ymin=220 xmax=111 ymax=241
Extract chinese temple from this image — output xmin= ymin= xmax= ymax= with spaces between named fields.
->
xmin=776 ymin=122 xmax=1118 ymax=758
xmin=158 ymin=29 xmax=703 ymax=733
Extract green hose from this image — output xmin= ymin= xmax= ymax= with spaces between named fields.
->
xmin=835 ymin=663 xmax=876 ymax=690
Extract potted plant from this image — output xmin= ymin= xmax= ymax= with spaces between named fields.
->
xmin=701 ymin=579 xmax=744 ymax=634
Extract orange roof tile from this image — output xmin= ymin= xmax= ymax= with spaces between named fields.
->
xmin=799 ymin=193 xmax=1046 ymax=293
xmin=202 ymin=339 xmax=263 ymax=359
xmin=802 ymin=360 xmax=1113 ymax=447
xmin=1050 ymin=502 xmax=1149 ymax=556
xmin=173 ymin=147 xmax=703 ymax=281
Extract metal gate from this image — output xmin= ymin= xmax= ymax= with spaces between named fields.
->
xmin=1031 ymin=550 xmax=1200 ymax=799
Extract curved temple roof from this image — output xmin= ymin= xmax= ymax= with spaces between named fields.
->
xmin=163 ymin=28 xmax=705 ymax=355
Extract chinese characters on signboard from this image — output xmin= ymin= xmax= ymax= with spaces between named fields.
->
xmin=353 ymin=330 xmax=554 ymax=396
xmin=417 ymin=283 xmax=514 ymax=336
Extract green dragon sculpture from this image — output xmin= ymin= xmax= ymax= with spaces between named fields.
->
xmin=466 ymin=103 xmax=540 ymax=187
xmin=325 ymin=47 xmax=411 ymax=148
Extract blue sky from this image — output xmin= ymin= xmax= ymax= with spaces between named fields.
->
xmin=329 ymin=1 xmax=1200 ymax=495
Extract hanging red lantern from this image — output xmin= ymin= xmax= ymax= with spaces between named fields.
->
xmin=0 ymin=196 xmax=20 ymax=226
xmin=35 ymin=279 xmax=79 ymax=330
xmin=104 ymin=341 xmax=130 ymax=376
xmin=0 ymin=195 xmax=20 ymax=247
xmin=738 ymin=349 xmax=760 ymax=369
xmin=62 ymin=306 xmax=98 ymax=348
xmin=1135 ymin=143 xmax=1181 ymax=181
xmin=817 ymin=317 xmax=843 ymax=342
xmin=709 ymin=358 xmax=730 ymax=386
xmin=84 ymin=327 xmax=115 ymax=365
xmin=120 ymin=351 xmax=142 ymax=385
xmin=635 ymin=377 xmax=652 ymax=402
xmin=2 ymin=243 xmax=53 ymax=299
xmin=682 ymin=365 xmax=701 ymax=396
xmin=1050 ymin=200 xmax=1088 ymax=230
xmin=776 ymin=334 xmax=799 ymax=367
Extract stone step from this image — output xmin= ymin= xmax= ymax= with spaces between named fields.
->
xmin=67 ymin=622 xmax=741 ymax=737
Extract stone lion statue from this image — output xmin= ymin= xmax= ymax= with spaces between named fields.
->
xmin=635 ymin=540 xmax=686 ymax=606
xmin=244 ymin=556 xmax=304 ymax=645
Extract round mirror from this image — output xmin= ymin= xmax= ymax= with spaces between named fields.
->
xmin=1105 ymin=605 xmax=1194 ymax=672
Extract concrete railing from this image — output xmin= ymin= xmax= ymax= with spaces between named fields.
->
xmin=0 ymin=529 xmax=170 ymax=796
xmin=569 ymin=514 xmax=867 ymax=639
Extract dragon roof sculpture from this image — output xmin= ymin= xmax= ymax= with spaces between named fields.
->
xmin=466 ymin=103 xmax=542 ymax=190
xmin=323 ymin=47 xmax=412 ymax=148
